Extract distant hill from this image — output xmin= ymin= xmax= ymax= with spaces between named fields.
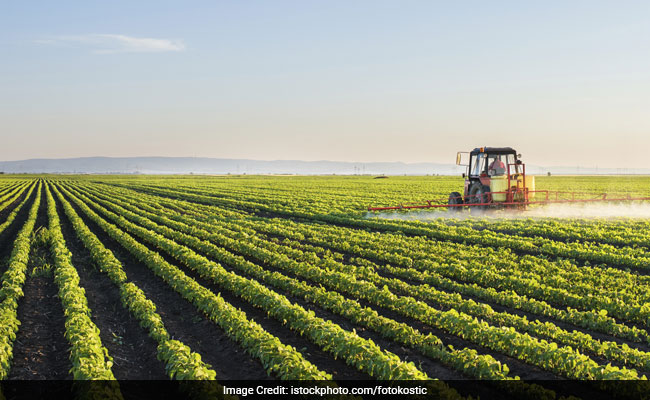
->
xmin=0 ymin=157 xmax=647 ymax=175
xmin=0 ymin=157 xmax=464 ymax=175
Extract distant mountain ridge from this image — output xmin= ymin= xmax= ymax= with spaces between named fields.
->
xmin=0 ymin=157 xmax=464 ymax=175
xmin=0 ymin=157 xmax=648 ymax=175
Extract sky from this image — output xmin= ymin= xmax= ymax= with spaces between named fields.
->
xmin=2 ymin=1 xmax=650 ymax=168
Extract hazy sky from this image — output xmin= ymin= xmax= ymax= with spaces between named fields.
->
xmin=2 ymin=1 xmax=650 ymax=168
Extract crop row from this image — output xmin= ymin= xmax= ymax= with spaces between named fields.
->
xmin=0 ymin=183 xmax=37 ymax=243
xmin=133 ymin=181 xmax=650 ymax=277
xmin=0 ymin=183 xmax=40 ymax=379
xmin=66 ymin=183 xmax=643 ymax=380
xmin=272 ymin=237 xmax=650 ymax=372
xmin=103 ymin=181 xmax=650 ymax=303
xmin=50 ymin=183 xmax=218 ymax=380
xmin=79 ymin=183 xmax=650 ymax=373
xmin=439 ymin=216 xmax=650 ymax=251
xmin=0 ymin=182 xmax=30 ymax=213
xmin=322 ymin=216 xmax=650 ymax=328
xmin=58 ymin=185 xmax=448 ymax=383
xmin=238 ymin=210 xmax=650 ymax=329
xmin=86 ymin=182 xmax=648 ymax=345
xmin=71 ymin=184 xmax=513 ymax=380
xmin=44 ymin=184 xmax=117 ymax=380
xmin=299 ymin=223 xmax=650 ymax=332
xmin=219 ymin=215 xmax=647 ymax=342
xmin=56 ymin=184 xmax=333 ymax=380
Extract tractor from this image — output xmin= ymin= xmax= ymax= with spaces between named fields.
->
xmin=448 ymin=146 xmax=534 ymax=211
xmin=367 ymin=146 xmax=650 ymax=213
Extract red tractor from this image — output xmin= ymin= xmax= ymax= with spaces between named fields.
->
xmin=448 ymin=146 xmax=534 ymax=211
xmin=368 ymin=146 xmax=650 ymax=213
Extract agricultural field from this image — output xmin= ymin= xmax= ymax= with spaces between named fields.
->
xmin=1 ymin=175 xmax=650 ymax=396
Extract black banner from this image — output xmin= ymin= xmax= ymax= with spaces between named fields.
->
xmin=1 ymin=380 xmax=649 ymax=400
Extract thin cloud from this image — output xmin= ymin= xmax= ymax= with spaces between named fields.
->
xmin=36 ymin=34 xmax=185 ymax=54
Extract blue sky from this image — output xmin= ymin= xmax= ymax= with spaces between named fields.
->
xmin=2 ymin=1 xmax=650 ymax=168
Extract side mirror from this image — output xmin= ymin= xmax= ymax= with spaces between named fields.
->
xmin=517 ymin=154 xmax=522 ymax=159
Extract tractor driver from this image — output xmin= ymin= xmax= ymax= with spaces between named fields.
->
xmin=488 ymin=156 xmax=506 ymax=176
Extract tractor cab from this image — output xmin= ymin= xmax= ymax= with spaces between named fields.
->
xmin=467 ymin=147 xmax=519 ymax=179
xmin=450 ymin=147 xmax=532 ymax=209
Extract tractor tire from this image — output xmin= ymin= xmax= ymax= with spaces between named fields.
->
xmin=468 ymin=183 xmax=491 ymax=210
xmin=448 ymin=191 xmax=463 ymax=213
xmin=468 ymin=183 xmax=482 ymax=205
xmin=478 ymin=185 xmax=492 ymax=205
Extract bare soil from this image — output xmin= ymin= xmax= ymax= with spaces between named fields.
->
xmin=55 ymin=193 xmax=168 ymax=379
xmin=8 ymin=188 xmax=70 ymax=380
xmin=61 ymin=188 xmax=274 ymax=380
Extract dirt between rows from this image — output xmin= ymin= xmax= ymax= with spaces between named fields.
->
xmin=67 ymin=193 xmax=373 ymax=380
xmin=224 ymin=210 xmax=650 ymax=348
xmin=77 ymin=189 xmax=539 ymax=397
xmin=55 ymin=193 xmax=168 ymax=379
xmin=8 ymin=187 xmax=70 ymax=379
xmin=0 ymin=185 xmax=34 ymax=275
xmin=60 ymin=188 xmax=275 ymax=380
xmin=74 ymin=186 xmax=562 ymax=380
xmin=197 ymin=232 xmax=560 ymax=380
xmin=78 ymin=184 xmax=647 ymax=386
xmin=253 ymin=230 xmax=650 ymax=372
xmin=0 ymin=184 xmax=31 ymax=224
xmin=217 ymin=193 xmax=650 ymax=280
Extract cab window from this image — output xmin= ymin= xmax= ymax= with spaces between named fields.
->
xmin=471 ymin=153 xmax=486 ymax=176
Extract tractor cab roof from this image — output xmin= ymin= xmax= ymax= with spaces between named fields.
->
xmin=470 ymin=147 xmax=517 ymax=156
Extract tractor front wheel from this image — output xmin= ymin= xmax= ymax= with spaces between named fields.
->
xmin=468 ymin=183 xmax=491 ymax=210
xmin=448 ymin=191 xmax=463 ymax=213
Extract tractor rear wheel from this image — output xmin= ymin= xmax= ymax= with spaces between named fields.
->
xmin=448 ymin=191 xmax=463 ymax=212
